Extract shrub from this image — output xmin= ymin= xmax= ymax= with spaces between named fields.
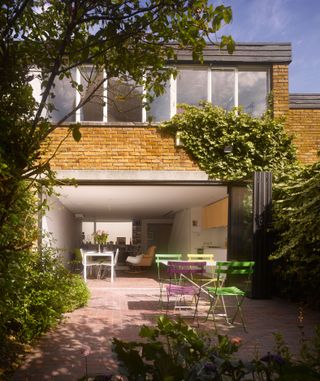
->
xmin=271 ymin=160 xmax=320 ymax=306
xmin=110 ymin=316 xmax=320 ymax=381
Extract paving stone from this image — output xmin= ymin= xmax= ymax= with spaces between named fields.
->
xmin=13 ymin=270 xmax=320 ymax=380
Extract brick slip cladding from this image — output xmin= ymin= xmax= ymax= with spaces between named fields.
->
xmin=287 ymin=109 xmax=320 ymax=164
xmin=47 ymin=126 xmax=200 ymax=171
xmin=272 ymin=65 xmax=289 ymax=118
xmin=271 ymin=65 xmax=320 ymax=164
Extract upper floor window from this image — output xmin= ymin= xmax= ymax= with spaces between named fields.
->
xmin=37 ymin=65 xmax=269 ymax=124
xmin=148 ymin=66 xmax=269 ymax=121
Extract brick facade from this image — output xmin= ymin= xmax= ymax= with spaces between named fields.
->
xmin=272 ymin=65 xmax=289 ymax=118
xmin=48 ymin=63 xmax=319 ymax=170
xmin=47 ymin=126 xmax=199 ymax=171
xmin=287 ymin=109 xmax=320 ymax=164
xmin=272 ymin=65 xmax=320 ymax=165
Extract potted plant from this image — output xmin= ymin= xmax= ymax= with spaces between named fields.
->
xmin=92 ymin=230 xmax=109 ymax=252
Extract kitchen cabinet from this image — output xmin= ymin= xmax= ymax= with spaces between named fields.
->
xmin=202 ymin=197 xmax=228 ymax=228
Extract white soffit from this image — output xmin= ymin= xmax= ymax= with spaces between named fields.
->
xmin=55 ymin=184 xmax=228 ymax=220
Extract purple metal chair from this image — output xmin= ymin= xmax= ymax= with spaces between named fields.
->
xmin=165 ymin=261 xmax=206 ymax=318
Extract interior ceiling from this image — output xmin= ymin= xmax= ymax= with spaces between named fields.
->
xmin=55 ymin=185 xmax=228 ymax=220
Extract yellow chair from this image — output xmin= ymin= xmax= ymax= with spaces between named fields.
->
xmin=187 ymin=253 xmax=215 ymax=278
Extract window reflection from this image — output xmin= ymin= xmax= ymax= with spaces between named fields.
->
xmin=177 ymin=68 xmax=208 ymax=106
xmin=107 ymin=78 xmax=142 ymax=122
xmin=238 ymin=71 xmax=267 ymax=116
xmin=212 ymin=69 xmax=235 ymax=110
xmin=50 ymin=68 xmax=76 ymax=122
xmin=148 ymin=81 xmax=171 ymax=122
xmin=80 ymin=67 xmax=104 ymax=122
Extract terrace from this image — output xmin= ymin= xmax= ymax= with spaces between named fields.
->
xmin=13 ymin=269 xmax=320 ymax=381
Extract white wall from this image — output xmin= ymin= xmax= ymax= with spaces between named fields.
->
xmin=168 ymin=209 xmax=191 ymax=256
xmin=42 ymin=195 xmax=79 ymax=265
xmin=168 ymin=207 xmax=228 ymax=257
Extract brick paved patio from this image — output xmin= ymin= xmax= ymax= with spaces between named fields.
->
xmin=13 ymin=269 xmax=320 ymax=380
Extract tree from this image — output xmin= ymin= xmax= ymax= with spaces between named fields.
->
xmin=0 ymin=0 xmax=234 ymax=248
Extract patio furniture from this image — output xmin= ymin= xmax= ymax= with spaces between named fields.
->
xmin=165 ymin=261 xmax=206 ymax=318
xmin=155 ymin=254 xmax=182 ymax=306
xmin=81 ymin=249 xmax=115 ymax=282
xmin=97 ymin=248 xmax=120 ymax=280
xmin=80 ymin=248 xmax=102 ymax=280
xmin=187 ymin=253 xmax=215 ymax=278
xmin=204 ymin=261 xmax=255 ymax=332
xmin=126 ymin=245 xmax=157 ymax=269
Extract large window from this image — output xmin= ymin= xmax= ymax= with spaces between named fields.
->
xmin=211 ymin=69 xmax=235 ymax=110
xmin=148 ymin=66 xmax=269 ymax=121
xmin=177 ymin=68 xmax=208 ymax=106
xmin=107 ymin=78 xmax=143 ymax=122
xmin=80 ymin=67 xmax=104 ymax=122
xmin=46 ymin=65 xmax=269 ymax=123
xmin=82 ymin=221 xmax=133 ymax=245
xmin=238 ymin=70 xmax=268 ymax=116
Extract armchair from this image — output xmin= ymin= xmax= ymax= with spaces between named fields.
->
xmin=126 ymin=245 xmax=157 ymax=269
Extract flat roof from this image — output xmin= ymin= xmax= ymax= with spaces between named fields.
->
xmin=289 ymin=93 xmax=320 ymax=109
xmin=169 ymin=42 xmax=292 ymax=64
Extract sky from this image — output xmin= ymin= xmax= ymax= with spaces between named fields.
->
xmin=213 ymin=0 xmax=320 ymax=93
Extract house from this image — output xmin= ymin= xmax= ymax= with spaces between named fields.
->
xmin=35 ymin=43 xmax=320 ymax=281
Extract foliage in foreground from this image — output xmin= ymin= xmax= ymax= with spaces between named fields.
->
xmin=108 ymin=316 xmax=320 ymax=381
xmin=271 ymin=159 xmax=320 ymax=306
xmin=0 ymin=185 xmax=90 ymax=377
xmin=160 ymin=103 xmax=298 ymax=181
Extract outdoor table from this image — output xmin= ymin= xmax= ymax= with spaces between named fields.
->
xmin=83 ymin=251 xmax=114 ymax=283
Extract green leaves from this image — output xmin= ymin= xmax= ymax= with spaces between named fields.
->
xmin=160 ymin=103 xmax=297 ymax=181
xmin=70 ymin=123 xmax=82 ymax=142
xmin=271 ymin=160 xmax=320 ymax=305
xmin=112 ymin=316 xmax=320 ymax=380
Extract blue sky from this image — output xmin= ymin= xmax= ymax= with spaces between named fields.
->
xmin=214 ymin=0 xmax=320 ymax=93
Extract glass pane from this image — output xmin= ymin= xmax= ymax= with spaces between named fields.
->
xmin=82 ymin=222 xmax=94 ymax=244
xmin=147 ymin=81 xmax=171 ymax=122
xmin=80 ymin=67 xmax=104 ymax=122
xmin=96 ymin=222 xmax=133 ymax=245
xmin=50 ymin=69 xmax=76 ymax=122
xmin=238 ymin=70 xmax=267 ymax=116
xmin=107 ymin=78 xmax=142 ymax=122
xmin=211 ymin=69 xmax=235 ymax=110
xmin=228 ymin=185 xmax=253 ymax=262
xmin=177 ymin=68 xmax=208 ymax=106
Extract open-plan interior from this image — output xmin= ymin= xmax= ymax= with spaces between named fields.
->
xmin=44 ymin=180 xmax=231 ymax=265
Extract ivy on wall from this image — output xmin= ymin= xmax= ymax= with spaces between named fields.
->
xmin=272 ymin=160 xmax=320 ymax=305
xmin=160 ymin=103 xmax=298 ymax=181
xmin=160 ymin=103 xmax=320 ymax=306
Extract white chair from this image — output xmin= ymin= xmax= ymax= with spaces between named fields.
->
xmin=98 ymin=248 xmax=120 ymax=280
xmin=80 ymin=248 xmax=101 ymax=278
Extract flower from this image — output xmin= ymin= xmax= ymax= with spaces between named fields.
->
xmin=260 ymin=352 xmax=286 ymax=365
xmin=230 ymin=336 xmax=242 ymax=346
xmin=92 ymin=230 xmax=109 ymax=244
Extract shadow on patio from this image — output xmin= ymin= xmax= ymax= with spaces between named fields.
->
xmin=13 ymin=268 xmax=320 ymax=381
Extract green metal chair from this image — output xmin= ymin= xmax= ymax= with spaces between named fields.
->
xmin=155 ymin=253 xmax=182 ymax=306
xmin=205 ymin=261 xmax=255 ymax=332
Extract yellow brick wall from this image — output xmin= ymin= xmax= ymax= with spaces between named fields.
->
xmin=287 ymin=109 xmax=320 ymax=164
xmin=47 ymin=126 xmax=199 ymax=171
xmin=272 ymin=65 xmax=320 ymax=164
xmin=272 ymin=65 xmax=289 ymax=118
xmin=47 ymin=64 xmax=319 ymax=170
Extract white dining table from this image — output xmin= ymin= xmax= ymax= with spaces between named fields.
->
xmin=83 ymin=251 xmax=114 ymax=283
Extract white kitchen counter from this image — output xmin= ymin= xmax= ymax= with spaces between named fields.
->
xmin=203 ymin=247 xmax=227 ymax=261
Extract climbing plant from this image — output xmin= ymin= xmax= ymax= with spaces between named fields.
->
xmin=160 ymin=103 xmax=298 ymax=181
xmin=271 ymin=159 xmax=320 ymax=305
